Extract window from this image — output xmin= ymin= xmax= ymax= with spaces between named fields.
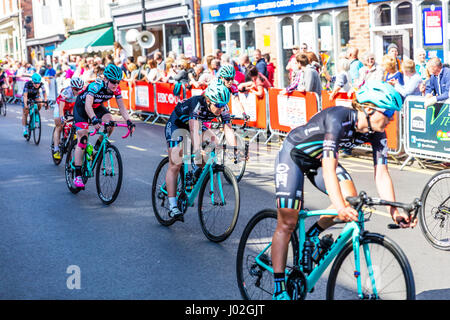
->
xmin=318 ymin=13 xmax=333 ymax=52
xmin=374 ymin=4 xmax=391 ymax=26
xmin=280 ymin=17 xmax=294 ymax=87
xmin=216 ymin=24 xmax=226 ymax=53
xmin=230 ymin=23 xmax=240 ymax=57
xmin=243 ymin=21 xmax=255 ymax=54
xmin=396 ymin=2 xmax=412 ymax=25
xmin=337 ymin=11 xmax=350 ymax=51
xmin=298 ymin=15 xmax=313 ymax=51
xmin=165 ymin=22 xmax=190 ymax=56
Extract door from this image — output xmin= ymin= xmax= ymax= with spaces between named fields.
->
xmin=374 ymin=29 xmax=412 ymax=62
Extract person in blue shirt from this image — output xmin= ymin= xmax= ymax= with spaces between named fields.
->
xmin=424 ymin=57 xmax=450 ymax=107
xmin=347 ymin=47 xmax=364 ymax=87
xmin=44 ymin=64 xmax=56 ymax=78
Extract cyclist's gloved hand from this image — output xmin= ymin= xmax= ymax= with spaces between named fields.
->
xmin=91 ymin=116 xmax=101 ymax=130
xmin=243 ymin=112 xmax=250 ymax=121
xmin=60 ymin=116 xmax=65 ymax=123
xmin=127 ymin=119 xmax=136 ymax=135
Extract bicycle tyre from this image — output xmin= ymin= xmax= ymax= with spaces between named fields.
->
xmin=64 ymin=140 xmax=88 ymax=194
xmin=0 ymin=95 xmax=6 ymax=116
xmin=33 ymin=110 xmax=41 ymax=145
xmin=51 ymin=127 xmax=63 ymax=166
xmin=26 ymin=113 xmax=32 ymax=141
xmin=326 ymin=233 xmax=415 ymax=300
xmin=419 ymin=169 xmax=450 ymax=251
xmin=95 ymin=144 xmax=123 ymax=205
xmin=218 ymin=136 xmax=247 ymax=183
xmin=236 ymin=209 xmax=299 ymax=300
xmin=151 ymin=157 xmax=178 ymax=226
xmin=197 ymin=165 xmax=240 ymax=242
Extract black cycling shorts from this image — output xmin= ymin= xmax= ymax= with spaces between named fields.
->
xmin=274 ymin=140 xmax=353 ymax=210
xmin=73 ymin=104 xmax=110 ymax=130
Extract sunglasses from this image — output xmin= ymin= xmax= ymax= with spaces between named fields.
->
xmin=382 ymin=109 xmax=396 ymax=119
xmin=212 ymin=103 xmax=227 ymax=109
xmin=222 ymin=77 xmax=234 ymax=81
xmin=108 ymin=79 xmax=120 ymax=85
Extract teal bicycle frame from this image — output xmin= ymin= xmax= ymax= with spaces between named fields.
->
xmin=28 ymin=103 xmax=39 ymax=131
xmin=255 ymin=208 xmax=376 ymax=299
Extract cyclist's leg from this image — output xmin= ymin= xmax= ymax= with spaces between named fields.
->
xmin=93 ymin=106 xmax=113 ymax=150
xmin=53 ymin=106 xmax=62 ymax=151
xmin=308 ymin=164 xmax=357 ymax=231
xmin=72 ymin=104 xmax=90 ymax=187
xmin=22 ymin=101 xmax=29 ymax=135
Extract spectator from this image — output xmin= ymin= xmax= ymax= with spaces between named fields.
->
xmin=113 ymin=42 xmax=127 ymax=65
xmin=300 ymin=43 xmax=308 ymax=53
xmin=306 ymin=51 xmax=321 ymax=74
xmin=154 ymin=51 xmax=166 ymax=72
xmin=161 ymin=61 xmax=176 ymax=83
xmin=281 ymin=53 xmax=321 ymax=97
xmin=382 ymin=54 xmax=404 ymax=85
xmin=211 ymin=58 xmax=220 ymax=74
xmin=239 ymin=54 xmax=251 ymax=76
xmin=53 ymin=57 xmax=62 ymax=77
xmin=253 ymin=49 xmax=268 ymax=78
xmin=387 ymin=43 xmax=402 ymax=73
xmin=392 ymin=58 xmax=422 ymax=98
xmin=131 ymin=56 xmax=149 ymax=82
xmin=146 ymin=59 xmax=162 ymax=83
xmin=357 ymin=52 xmax=384 ymax=87
xmin=238 ymin=64 xmax=272 ymax=98
xmin=424 ymin=57 xmax=450 ymax=107
xmin=125 ymin=56 xmax=136 ymax=77
xmin=415 ymin=48 xmax=427 ymax=81
xmin=44 ymin=64 xmax=56 ymax=78
xmin=37 ymin=62 xmax=46 ymax=77
xmin=215 ymin=49 xmax=223 ymax=61
xmin=329 ymin=58 xmax=351 ymax=100
xmin=172 ymin=59 xmax=190 ymax=85
xmin=347 ymin=47 xmax=364 ymax=86
xmin=113 ymin=58 xmax=128 ymax=80
xmin=264 ymin=53 xmax=275 ymax=87
xmin=232 ymin=60 xmax=245 ymax=84
xmin=286 ymin=45 xmax=300 ymax=83
xmin=189 ymin=64 xmax=204 ymax=88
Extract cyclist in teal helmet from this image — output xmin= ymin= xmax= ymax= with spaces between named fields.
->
xmin=217 ymin=63 xmax=249 ymax=120
xmin=271 ymin=80 xmax=415 ymax=300
xmin=164 ymin=80 xmax=238 ymax=220
xmin=22 ymin=72 xmax=48 ymax=138
xmin=71 ymin=63 xmax=134 ymax=188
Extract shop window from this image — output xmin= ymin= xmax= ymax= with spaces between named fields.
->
xmin=216 ymin=24 xmax=226 ymax=53
xmin=396 ymin=2 xmax=412 ymax=25
xmin=337 ymin=10 xmax=350 ymax=52
xmin=244 ymin=21 xmax=255 ymax=55
xmin=318 ymin=13 xmax=334 ymax=85
xmin=298 ymin=15 xmax=313 ymax=51
xmin=165 ymin=22 xmax=190 ymax=56
xmin=230 ymin=23 xmax=241 ymax=57
xmin=281 ymin=17 xmax=294 ymax=87
xmin=374 ymin=4 xmax=391 ymax=26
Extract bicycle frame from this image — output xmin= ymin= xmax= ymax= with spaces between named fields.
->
xmin=28 ymin=103 xmax=38 ymax=130
xmin=254 ymin=208 xmax=377 ymax=299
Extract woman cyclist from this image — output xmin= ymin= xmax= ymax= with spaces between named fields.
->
xmin=22 ymin=73 xmax=48 ymax=138
xmin=72 ymin=64 xmax=135 ymax=188
xmin=164 ymin=80 xmax=237 ymax=220
xmin=271 ymin=81 xmax=417 ymax=300
xmin=217 ymin=64 xmax=248 ymax=119
xmin=52 ymin=77 xmax=84 ymax=160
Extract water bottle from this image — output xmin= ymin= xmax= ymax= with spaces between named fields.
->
xmin=86 ymin=143 xmax=94 ymax=160
xmin=302 ymin=240 xmax=314 ymax=273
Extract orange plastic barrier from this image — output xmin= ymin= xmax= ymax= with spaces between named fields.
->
xmin=109 ymin=80 xmax=132 ymax=110
xmin=385 ymin=112 xmax=400 ymax=151
xmin=186 ymin=85 xmax=206 ymax=99
xmin=229 ymin=90 xmax=267 ymax=129
xmin=132 ymin=81 xmax=155 ymax=113
xmin=154 ymin=82 xmax=186 ymax=116
xmin=322 ymin=90 xmax=355 ymax=110
xmin=267 ymin=88 xmax=319 ymax=133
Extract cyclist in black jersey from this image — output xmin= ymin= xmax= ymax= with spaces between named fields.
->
xmin=164 ymin=80 xmax=237 ymax=219
xmin=271 ymin=81 xmax=417 ymax=300
xmin=72 ymin=64 xmax=135 ymax=188
xmin=22 ymin=73 xmax=48 ymax=137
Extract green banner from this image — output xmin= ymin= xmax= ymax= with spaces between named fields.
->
xmin=406 ymin=99 xmax=450 ymax=159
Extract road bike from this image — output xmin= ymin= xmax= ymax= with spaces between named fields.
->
xmin=236 ymin=191 xmax=420 ymax=300
xmin=151 ymin=141 xmax=240 ymax=242
xmin=419 ymin=169 xmax=450 ymax=251
xmin=50 ymin=114 xmax=76 ymax=165
xmin=212 ymin=115 xmax=250 ymax=183
xmin=25 ymin=100 xmax=49 ymax=145
xmin=65 ymin=121 xmax=131 ymax=205
xmin=0 ymin=87 xmax=7 ymax=116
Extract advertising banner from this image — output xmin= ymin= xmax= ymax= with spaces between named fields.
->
xmin=405 ymin=98 xmax=450 ymax=160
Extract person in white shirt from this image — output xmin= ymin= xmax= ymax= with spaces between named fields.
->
xmin=391 ymin=58 xmax=422 ymax=98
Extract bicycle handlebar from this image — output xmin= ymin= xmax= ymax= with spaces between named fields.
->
xmin=90 ymin=121 xmax=132 ymax=139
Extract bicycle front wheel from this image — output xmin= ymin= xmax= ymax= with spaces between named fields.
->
xmin=197 ymin=165 xmax=239 ymax=242
xmin=236 ymin=209 xmax=299 ymax=300
xmin=419 ymin=170 xmax=450 ymax=251
xmin=326 ymin=233 xmax=415 ymax=300
xmin=33 ymin=110 xmax=41 ymax=145
xmin=95 ymin=144 xmax=123 ymax=205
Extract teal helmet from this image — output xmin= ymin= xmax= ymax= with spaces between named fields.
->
xmin=218 ymin=64 xmax=235 ymax=79
xmin=205 ymin=81 xmax=230 ymax=106
xmin=31 ymin=73 xmax=42 ymax=84
xmin=356 ymin=80 xmax=402 ymax=112
xmin=103 ymin=64 xmax=123 ymax=82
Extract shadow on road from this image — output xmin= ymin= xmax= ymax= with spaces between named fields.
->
xmin=417 ymin=288 xmax=450 ymax=300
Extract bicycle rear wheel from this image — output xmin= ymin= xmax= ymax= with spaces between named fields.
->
xmin=26 ymin=113 xmax=32 ymax=141
xmin=95 ymin=144 xmax=123 ymax=205
xmin=65 ymin=141 xmax=87 ymax=194
xmin=197 ymin=165 xmax=239 ymax=242
xmin=326 ymin=233 xmax=415 ymax=300
xmin=33 ymin=110 xmax=41 ymax=145
xmin=419 ymin=170 xmax=450 ymax=251
xmin=236 ymin=209 xmax=299 ymax=300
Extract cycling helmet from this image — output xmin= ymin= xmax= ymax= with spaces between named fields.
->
xmin=70 ymin=77 xmax=84 ymax=90
xmin=204 ymin=81 xmax=230 ymax=106
xmin=356 ymin=80 xmax=402 ymax=112
xmin=218 ymin=64 xmax=235 ymax=79
xmin=103 ymin=64 xmax=123 ymax=82
xmin=31 ymin=73 xmax=42 ymax=84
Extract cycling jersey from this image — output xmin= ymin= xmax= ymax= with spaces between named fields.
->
xmin=74 ymin=78 xmax=121 ymax=110
xmin=165 ymin=95 xmax=231 ymax=147
xmin=23 ymin=81 xmax=46 ymax=100
xmin=275 ymin=106 xmax=388 ymax=210
xmin=56 ymin=86 xmax=77 ymax=111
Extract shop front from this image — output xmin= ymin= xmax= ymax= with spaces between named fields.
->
xmin=201 ymin=0 xmax=349 ymax=87
xmin=27 ymin=34 xmax=65 ymax=65
xmin=111 ymin=0 xmax=196 ymax=60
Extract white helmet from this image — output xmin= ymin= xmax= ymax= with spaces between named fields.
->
xmin=70 ymin=77 xmax=84 ymax=90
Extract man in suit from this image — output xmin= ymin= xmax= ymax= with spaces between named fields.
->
xmin=424 ymin=57 xmax=450 ymax=107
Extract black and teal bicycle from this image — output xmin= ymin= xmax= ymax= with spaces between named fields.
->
xmin=25 ymin=100 xmax=48 ymax=145
xmin=151 ymin=141 xmax=240 ymax=242
xmin=65 ymin=121 xmax=131 ymax=205
xmin=236 ymin=191 xmax=420 ymax=300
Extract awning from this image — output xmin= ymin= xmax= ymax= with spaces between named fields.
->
xmin=54 ymin=26 xmax=114 ymax=55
